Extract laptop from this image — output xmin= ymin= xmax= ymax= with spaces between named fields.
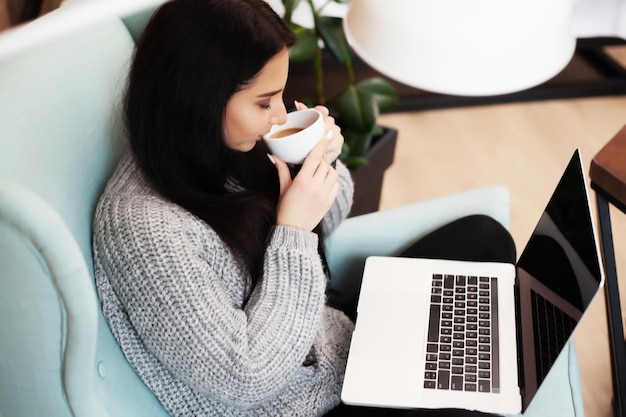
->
xmin=341 ymin=149 xmax=604 ymax=415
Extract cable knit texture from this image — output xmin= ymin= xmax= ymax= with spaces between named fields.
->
xmin=93 ymin=153 xmax=355 ymax=417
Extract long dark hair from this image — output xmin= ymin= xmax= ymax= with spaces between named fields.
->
xmin=125 ymin=0 xmax=303 ymax=295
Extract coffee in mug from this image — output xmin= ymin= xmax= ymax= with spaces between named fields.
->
xmin=270 ymin=127 xmax=304 ymax=138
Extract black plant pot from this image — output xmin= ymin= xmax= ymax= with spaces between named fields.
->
xmin=348 ymin=126 xmax=398 ymax=217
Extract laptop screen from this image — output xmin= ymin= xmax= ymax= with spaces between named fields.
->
xmin=516 ymin=150 xmax=603 ymax=410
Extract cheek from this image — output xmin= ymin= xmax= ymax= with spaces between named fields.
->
xmin=230 ymin=108 xmax=265 ymax=136
xmin=224 ymin=107 xmax=266 ymax=149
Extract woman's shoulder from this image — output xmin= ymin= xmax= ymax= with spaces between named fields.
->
xmin=95 ymin=152 xmax=205 ymax=235
xmin=101 ymin=152 xmax=156 ymax=199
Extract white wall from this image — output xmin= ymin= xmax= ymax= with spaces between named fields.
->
xmin=572 ymin=0 xmax=626 ymax=38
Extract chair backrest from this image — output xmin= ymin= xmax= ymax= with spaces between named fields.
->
xmin=0 ymin=1 xmax=169 ymax=416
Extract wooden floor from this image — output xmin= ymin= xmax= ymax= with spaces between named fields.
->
xmin=377 ymin=94 xmax=626 ymax=417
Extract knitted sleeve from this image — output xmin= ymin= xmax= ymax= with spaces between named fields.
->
xmin=95 ymin=194 xmax=328 ymax=407
xmin=322 ymin=159 xmax=354 ymax=234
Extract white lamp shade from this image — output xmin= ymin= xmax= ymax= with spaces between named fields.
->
xmin=343 ymin=0 xmax=576 ymax=96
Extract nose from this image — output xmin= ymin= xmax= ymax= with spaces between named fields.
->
xmin=270 ymin=101 xmax=288 ymax=125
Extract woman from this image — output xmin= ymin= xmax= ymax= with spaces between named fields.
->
xmin=93 ymin=0 xmax=515 ymax=416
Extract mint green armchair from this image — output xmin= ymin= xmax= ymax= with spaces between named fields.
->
xmin=0 ymin=1 xmax=584 ymax=416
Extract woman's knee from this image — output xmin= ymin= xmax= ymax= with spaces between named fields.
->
xmin=400 ymin=214 xmax=516 ymax=263
xmin=460 ymin=214 xmax=516 ymax=263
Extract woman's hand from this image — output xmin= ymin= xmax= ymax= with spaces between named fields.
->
xmin=270 ymin=136 xmax=339 ymax=232
xmin=294 ymin=100 xmax=343 ymax=165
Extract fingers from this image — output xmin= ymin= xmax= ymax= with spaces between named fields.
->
xmin=294 ymin=100 xmax=308 ymax=111
xmin=268 ymin=153 xmax=292 ymax=195
xmin=299 ymin=132 xmax=332 ymax=176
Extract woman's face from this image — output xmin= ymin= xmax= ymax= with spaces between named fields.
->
xmin=223 ymin=48 xmax=290 ymax=152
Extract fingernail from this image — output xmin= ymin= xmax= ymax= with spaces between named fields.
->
xmin=267 ymin=153 xmax=276 ymax=164
xmin=326 ymin=130 xmax=333 ymax=140
xmin=294 ymin=100 xmax=300 ymax=110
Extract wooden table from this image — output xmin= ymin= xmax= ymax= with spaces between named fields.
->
xmin=590 ymin=125 xmax=626 ymax=417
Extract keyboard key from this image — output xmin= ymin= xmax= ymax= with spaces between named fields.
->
xmin=438 ymin=370 xmax=450 ymax=389
xmin=479 ymin=380 xmax=491 ymax=393
xmin=424 ymin=380 xmax=436 ymax=389
xmin=427 ymin=304 xmax=441 ymax=343
xmin=465 ymin=383 xmax=477 ymax=392
xmin=451 ymin=375 xmax=464 ymax=390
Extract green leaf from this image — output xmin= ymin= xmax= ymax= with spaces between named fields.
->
xmin=342 ymin=155 xmax=369 ymax=170
xmin=282 ymin=0 xmax=302 ymax=22
xmin=343 ymin=127 xmax=375 ymax=159
xmin=355 ymin=78 xmax=398 ymax=113
xmin=339 ymin=142 xmax=350 ymax=161
xmin=332 ymin=0 xmax=352 ymax=3
xmin=372 ymin=125 xmax=384 ymax=137
xmin=316 ymin=16 xmax=352 ymax=65
xmin=288 ymin=24 xmax=318 ymax=62
xmin=334 ymin=85 xmax=379 ymax=133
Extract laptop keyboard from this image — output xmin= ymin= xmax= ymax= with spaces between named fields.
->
xmin=531 ymin=289 xmax=577 ymax=384
xmin=424 ymin=274 xmax=500 ymax=393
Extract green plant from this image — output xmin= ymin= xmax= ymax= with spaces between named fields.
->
xmin=281 ymin=0 xmax=398 ymax=169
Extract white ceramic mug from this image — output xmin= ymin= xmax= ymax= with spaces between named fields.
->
xmin=263 ymin=108 xmax=325 ymax=164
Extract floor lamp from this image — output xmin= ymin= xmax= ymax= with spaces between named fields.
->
xmin=343 ymin=0 xmax=576 ymax=96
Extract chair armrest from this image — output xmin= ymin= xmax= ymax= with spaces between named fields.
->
xmin=0 ymin=178 xmax=102 ymax=416
xmin=521 ymin=340 xmax=584 ymax=417
xmin=325 ymin=185 xmax=511 ymax=298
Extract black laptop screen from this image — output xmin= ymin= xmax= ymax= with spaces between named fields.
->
xmin=516 ymin=150 xmax=602 ymax=410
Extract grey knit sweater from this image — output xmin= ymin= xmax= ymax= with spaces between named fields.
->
xmin=92 ymin=153 xmax=356 ymax=417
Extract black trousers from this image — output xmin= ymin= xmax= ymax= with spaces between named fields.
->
xmin=325 ymin=215 xmax=516 ymax=417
